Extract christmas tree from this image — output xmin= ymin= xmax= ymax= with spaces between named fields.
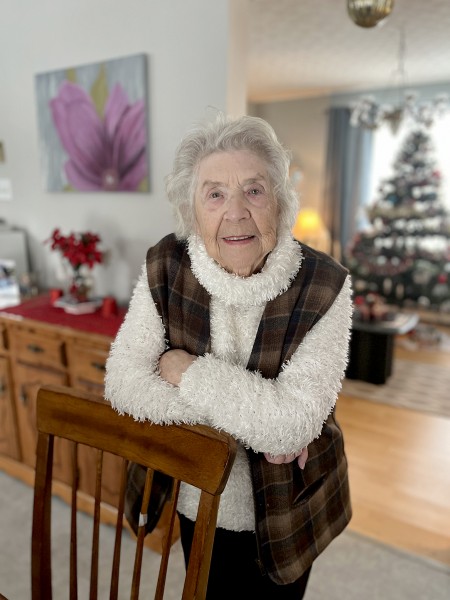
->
xmin=345 ymin=128 xmax=450 ymax=315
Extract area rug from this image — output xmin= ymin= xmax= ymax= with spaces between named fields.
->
xmin=341 ymin=358 xmax=450 ymax=419
xmin=1 ymin=471 xmax=449 ymax=600
xmin=307 ymin=529 xmax=450 ymax=600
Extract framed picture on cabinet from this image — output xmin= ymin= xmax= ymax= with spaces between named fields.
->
xmin=35 ymin=53 xmax=149 ymax=193
xmin=0 ymin=258 xmax=20 ymax=308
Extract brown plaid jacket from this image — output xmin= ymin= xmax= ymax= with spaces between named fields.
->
xmin=146 ymin=233 xmax=352 ymax=584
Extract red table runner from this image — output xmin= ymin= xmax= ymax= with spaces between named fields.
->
xmin=0 ymin=294 xmax=127 ymax=338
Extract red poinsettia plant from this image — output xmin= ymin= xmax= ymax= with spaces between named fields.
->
xmin=46 ymin=228 xmax=103 ymax=270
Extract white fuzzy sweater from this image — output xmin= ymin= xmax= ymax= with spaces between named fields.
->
xmin=104 ymin=233 xmax=353 ymax=532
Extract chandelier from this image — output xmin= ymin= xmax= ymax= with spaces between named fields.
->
xmin=347 ymin=0 xmax=395 ymax=28
xmin=350 ymin=92 xmax=450 ymax=133
xmin=350 ymin=27 xmax=450 ymax=132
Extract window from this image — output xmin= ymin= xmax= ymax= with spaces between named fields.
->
xmin=368 ymin=116 xmax=450 ymax=216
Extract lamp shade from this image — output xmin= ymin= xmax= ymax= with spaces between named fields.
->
xmin=292 ymin=209 xmax=324 ymax=242
xmin=292 ymin=209 xmax=331 ymax=253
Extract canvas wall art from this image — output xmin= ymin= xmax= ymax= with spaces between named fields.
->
xmin=35 ymin=53 xmax=149 ymax=192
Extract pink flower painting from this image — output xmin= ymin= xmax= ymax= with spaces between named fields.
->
xmin=35 ymin=54 xmax=149 ymax=192
xmin=51 ymin=82 xmax=147 ymax=191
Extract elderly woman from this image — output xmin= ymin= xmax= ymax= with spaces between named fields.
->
xmin=105 ymin=113 xmax=353 ymax=599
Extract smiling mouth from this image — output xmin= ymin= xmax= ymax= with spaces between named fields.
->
xmin=222 ymin=235 xmax=254 ymax=242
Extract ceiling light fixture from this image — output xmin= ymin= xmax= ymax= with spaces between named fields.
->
xmin=350 ymin=27 xmax=449 ymax=133
xmin=347 ymin=0 xmax=395 ymax=28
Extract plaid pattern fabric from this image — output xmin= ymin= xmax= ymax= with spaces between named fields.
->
xmin=124 ymin=464 xmax=173 ymax=536
xmin=147 ymin=236 xmax=211 ymax=355
xmin=146 ymin=234 xmax=352 ymax=584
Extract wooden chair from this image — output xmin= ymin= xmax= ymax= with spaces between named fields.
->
xmin=31 ymin=385 xmax=237 ymax=599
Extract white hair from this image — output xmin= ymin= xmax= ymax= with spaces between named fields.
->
xmin=165 ymin=113 xmax=299 ymax=239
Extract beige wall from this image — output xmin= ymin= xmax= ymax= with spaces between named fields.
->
xmin=250 ymin=96 xmax=331 ymax=215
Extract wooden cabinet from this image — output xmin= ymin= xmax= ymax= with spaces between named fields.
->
xmin=12 ymin=325 xmax=67 ymax=368
xmin=14 ymin=361 xmax=70 ymax=475
xmin=0 ymin=353 xmax=21 ymax=460
xmin=0 ymin=301 xmax=121 ymax=488
xmin=67 ymin=338 xmax=109 ymax=395
xmin=0 ymin=322 xmax=20 ymax=460
xmin=66 ymin=337 xmax=124 ymax=506
xmin=10 ymin=323 xmax=70 ymax=471
xmin=5 ymin=319 xmax=123 ymax=501
xmin=65 ymin=336 xmax=123 ymax=506
xmin=0 ymin=296 xmax=176 ymax=553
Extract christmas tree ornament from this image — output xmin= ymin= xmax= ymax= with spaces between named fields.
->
xmin=417 ymin=296 xmax=431 ymax=309
xmin=439 ymin=300 xmax=450 ymax=314
xmin=431 ymin=274 xmax=450 ymax=301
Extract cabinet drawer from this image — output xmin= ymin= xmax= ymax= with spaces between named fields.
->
xmin=70 ymin=346 xmax=109 ymax=387
xmin=12 ymin=328 xmax=66 ymax=368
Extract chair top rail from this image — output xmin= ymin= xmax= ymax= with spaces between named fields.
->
xmin=36 ymin=385 xmax=237 ymax=496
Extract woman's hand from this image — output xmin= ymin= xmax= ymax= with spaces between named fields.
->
xmin=159 ymin=349 xmax=197 ymax=386
xmin=264 ymin=447 xmax=308 ymax=470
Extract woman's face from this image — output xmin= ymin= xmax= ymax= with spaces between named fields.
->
xmin=194 ymin=150 xmax=278 ymax=277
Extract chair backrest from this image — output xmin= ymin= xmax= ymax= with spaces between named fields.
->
xmin=32 ymin=385 xmax=237 ymax=600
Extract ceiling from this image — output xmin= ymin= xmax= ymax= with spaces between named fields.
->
xmin=247 ymin=0 xmax=450 ymax=103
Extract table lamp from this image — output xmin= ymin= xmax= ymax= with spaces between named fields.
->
xmin=292 ymin=209 xmax=331 ymax=253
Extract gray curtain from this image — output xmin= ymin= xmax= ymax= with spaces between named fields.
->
xmin=323 ymin=107 xmax=373 ymax=262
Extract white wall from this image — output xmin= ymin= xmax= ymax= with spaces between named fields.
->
xmin=0 ymin=0 xmax=247 ymax=303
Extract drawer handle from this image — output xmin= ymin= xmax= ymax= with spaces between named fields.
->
xmin=91 ymin=361 xmax=106 ymax=372
xmin=0 ymin=379 xmax=5 ymax=395
xmin=20 ymin=387 xmax=28 ymax=406
xmin=27 ymin=343 xmax=44 ymax=354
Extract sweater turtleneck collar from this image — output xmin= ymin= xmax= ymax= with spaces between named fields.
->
xmin=187 ymin=231 xmax=303 ymax=307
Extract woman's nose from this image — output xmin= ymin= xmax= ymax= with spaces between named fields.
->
xmin=225 ymin=192 xmax=250 ymax=221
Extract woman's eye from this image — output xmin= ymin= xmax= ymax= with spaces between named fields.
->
xmin=204 ymin=189 xmax=226 ymax=206
xmin=245 ymin=185 xmax=269 ymax=206
xmin=247 ymin=186 xmax=265 ymax=195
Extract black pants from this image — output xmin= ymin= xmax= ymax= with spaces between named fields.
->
xmin=178 ymin=513 xmax=311 ymax=599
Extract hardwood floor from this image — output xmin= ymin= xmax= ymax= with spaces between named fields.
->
xmin=1 ymin=327 xmax=448 ymax=571
xmin=336 ymin=332 xmax=450 ymax=567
